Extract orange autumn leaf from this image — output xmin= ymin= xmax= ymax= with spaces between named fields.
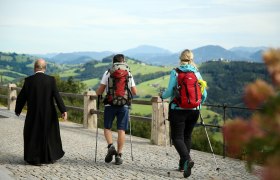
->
xmin=263 ymin=49 xmax=280 ymax=87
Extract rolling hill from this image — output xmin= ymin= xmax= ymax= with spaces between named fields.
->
xmin=70 ymin=58 xmax=172 ymax=89
xmin=0 ymin=50 xmax=270 ymax=118
xmin=0 ymin=52 xmax=75 ymax=83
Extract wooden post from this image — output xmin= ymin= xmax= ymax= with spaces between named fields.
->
xmin=83 ymin=91 xmax=97 ymax=129
xmin=8 ymin=84 xmax=17 ymax=111
xmin=151 ymin=96 xmax=170 ymax=146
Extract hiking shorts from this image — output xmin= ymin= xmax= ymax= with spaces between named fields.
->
xmin=104 ymin=105 xmax=129 ymax=130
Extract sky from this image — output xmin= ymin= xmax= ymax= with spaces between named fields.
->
xmin=0 ymin=0 xmax=280 ymax=54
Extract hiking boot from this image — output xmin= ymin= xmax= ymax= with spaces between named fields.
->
xmin=179 ymin=159 xmax=194 ymax=172
xmin=178 ymin=160 xmax=184 ymax=172
xmin=105 ymin=144 xmax=117 ymax=163
xmin=183 ymin=160 xmax=194 ymax=178
xmin=178 ymin=165 xmax=184 ymax=172
xmin=115 ymin=153 xmax=123 ymax=165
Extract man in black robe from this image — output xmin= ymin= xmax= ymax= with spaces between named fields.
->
xmin=15 ymin=59 xmax=67 ymax=165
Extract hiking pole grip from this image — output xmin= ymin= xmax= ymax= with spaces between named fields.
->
xmin=161 ymin=97 xmax=166 ymax=124
xmin=97 ymin=95 xmax=101 ymax=110
xmin=199 ymin=112 xmax=205 ymax=126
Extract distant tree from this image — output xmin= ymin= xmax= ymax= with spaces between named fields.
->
xmin=53 ymin=75 xmax=86 ymax=94
xmin=102 ymin=57 xmax=112 ymax=63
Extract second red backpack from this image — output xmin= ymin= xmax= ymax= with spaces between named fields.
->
xmin=173 ymin=68 xmax=202 ymax=109
xmin=105 ymin=63 xmax=133 ymax=106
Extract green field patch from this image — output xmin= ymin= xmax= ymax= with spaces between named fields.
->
xmin=26 ymin=63 xmax=34 ymax=68
xmin=200 ymin=108 xmax=223 ymax=125
xmin=94 ymin=63 xmax=110 ymax=68
xmin=199 ymin=107 xmax=224 ymax=142
xmin=0 ymin=69 xmax=27 ymax=77
xmin=60 ymin=69 xmax=80 ymax=78
xmin=136 ymin=75 xmax=170 ymax=97
xmin=130 ymin=64 xmax=171 ymax=75
xmin=130 ymin=104 xmax=152 ymax=116
xmin=82 ymin=78 xmax=100 ymax=88
xmin=95 ymin=60 xmax=172 ymax=76
xmin=15 ymin=56 xmax=29 ymax=63
xmin=2 ymin=75 xmax=15 ymax=82
xmin=0 ymin=55 xmax=13 ymax=61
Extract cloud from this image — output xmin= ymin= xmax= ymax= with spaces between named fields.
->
xmin=0 ymin=0 xmax=279 ymax=53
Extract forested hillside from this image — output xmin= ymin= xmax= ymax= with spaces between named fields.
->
xmin=199 ymin=60 xmax=270 ymax=118
xmin=0 ymin=52 xmax=65 ymax=82
xmin=0 ymin=52 xmax=34 ymax=82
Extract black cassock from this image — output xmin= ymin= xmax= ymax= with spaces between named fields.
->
xmin=15 ymin=73 xmax=66 ymax=164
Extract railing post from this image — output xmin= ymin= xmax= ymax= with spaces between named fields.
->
xmin=151 ymin=96 xmax=170 ymax=146
xmin=8 ymin=83 xmax=17 ymax=111
xmin=83 ymin=91 xmax=97 ymax=129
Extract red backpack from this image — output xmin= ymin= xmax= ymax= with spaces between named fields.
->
xmin=173 ymin=68 xmax=202 ymax=108
xmin=105 ymin=63 xmax=133 ymax=106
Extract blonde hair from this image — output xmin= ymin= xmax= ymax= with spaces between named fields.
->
xmin=179 ymin=49 xmax=198 ymax=69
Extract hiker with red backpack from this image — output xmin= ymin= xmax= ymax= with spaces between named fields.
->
xmin=96 ymin=54 xmax=137 ymax=165
xmin=160 ymin=49 xmax=207 ymax=178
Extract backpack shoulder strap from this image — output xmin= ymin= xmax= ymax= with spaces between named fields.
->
xmin=106 ymin=68 xmax=111 ymax=75
xmin=173 ymin=68 xmax=180 ymax=77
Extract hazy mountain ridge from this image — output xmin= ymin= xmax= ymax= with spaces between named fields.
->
xmin=33 ymin=45 xmax=268 ymax=65
xmin=45 ymin=51 xmax=114 ymax=64
xmin=121 ymin=45 xmax=172 ymax=61
xmin=150 ymin=45 xmax=267 ymax=64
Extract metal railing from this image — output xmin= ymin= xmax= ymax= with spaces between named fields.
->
xmin=0 ymin=84 xmax=259 ymax=158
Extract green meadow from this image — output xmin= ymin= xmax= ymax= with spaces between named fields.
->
xmin=82 ymin=78 xmax=100 ymax=88
xmin=127 ymin=60 xmax=172 ymax=75
xmin=136 ymin=75 xmax=170 ymax=97
xmin=60 ymin=68 xmax=80 ymax=78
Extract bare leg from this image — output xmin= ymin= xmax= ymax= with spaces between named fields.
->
xmin=117 ymin=130 xmax=125 ymax=153
xmin=104 ymin=129 xmax=113 ymax=145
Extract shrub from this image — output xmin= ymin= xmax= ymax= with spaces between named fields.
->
xmin=223 ymin=49 xmax=280 ymax=180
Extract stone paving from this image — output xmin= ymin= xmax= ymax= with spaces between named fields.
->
xmin=0 ymin=108 xmax=261 ymax=180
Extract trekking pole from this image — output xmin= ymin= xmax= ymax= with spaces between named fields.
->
xmin=161 ymin=97 xmax=170 ymax=177
xmin=128 ymin=105 xmax=134 ymax=161
xmin=199 ymin=112 xmax=220 ymax=172
xmin=94 ymin=95 xmax=101 ymax=163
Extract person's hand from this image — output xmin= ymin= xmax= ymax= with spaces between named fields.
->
xmin=62 ymin=112 xmax=68 ymax=121
xmin=158 ymin=88 xmax=166 ymax=99
xmin=15 ymin=113 xmax=20 ymax=116
xmin=158 ymin=92 xmax=163 ymax=99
